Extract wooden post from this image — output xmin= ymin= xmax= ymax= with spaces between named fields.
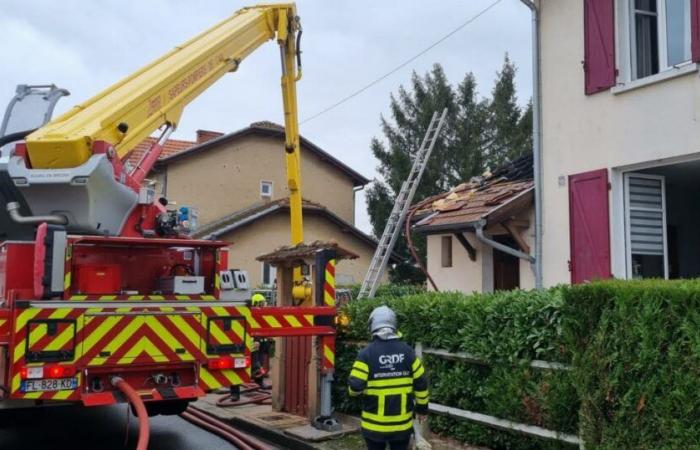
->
xmin=270 ymin=263 xmax=294 ymax=411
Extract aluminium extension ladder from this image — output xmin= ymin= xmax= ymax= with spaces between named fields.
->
xmin=358 ymin=108 xmax=448 ymax=299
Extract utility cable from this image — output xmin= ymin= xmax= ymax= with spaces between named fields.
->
xmin=300 ymin=0 xmax=504 ymax=124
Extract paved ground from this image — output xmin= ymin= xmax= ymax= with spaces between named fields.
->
xmin=0 ymin=404 xmax=233 ymax=450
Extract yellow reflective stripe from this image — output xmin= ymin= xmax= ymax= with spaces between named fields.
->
xmin=413 ymin=365 xmax=425 ymax=379
xmin=283 ymin=315 xmax=302 ymax=327
xmin=348 ymin=386 xmax=362 ymax=396
xmin=353 ymin=360 xmax=369 ymax=372
xmin=365 ymin=386 xmax=412 ymax=396
xmin=64 ymin=272 xmax=71 ymax=290
xmin=362 ymin=410 xmax=413 ymax=423
xmin=378 ymin=394 xmax=385 ymax=417
xmin=361 ymin=420 xmax=413 ymax=433
xmin=412 ymin=358 xmax=421 ymax=372
xmin=324 ymin=345 xmax=335 ymax=367
xmin=367 ymin=377 xmax=412 ymax=388
xmin=263 ymin=315 xmax=282 ymax=328
xmin=350 ymin=369 xmax=368 ymax=381
xmin=415 ymin=390 xmax=429 ymax=399
xmin=416 ymin=397 xmax=429 ymax=406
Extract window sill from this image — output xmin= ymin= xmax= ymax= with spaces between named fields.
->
xmin=612 ymin=63 xmax=698 ymax=95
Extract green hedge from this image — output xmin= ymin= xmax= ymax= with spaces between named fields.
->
xmin=334 ymin=289 xmax=577 ymax=450
xmin=333 ymin=281 xmax=700 ymax=449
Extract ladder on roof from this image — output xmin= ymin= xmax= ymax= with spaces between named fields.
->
xmin=358 ymin=108 xmax=448 ymax=299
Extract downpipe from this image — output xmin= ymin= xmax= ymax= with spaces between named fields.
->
xmin=111 ymin=377 xmax=150 ymax=450
xmin=6 ymin=201 xmax=68 ymax=225
xmin=519 ymin=0 xmax=544 ymax=289
xmin=475 ymin=222 xmax=535 ymax=263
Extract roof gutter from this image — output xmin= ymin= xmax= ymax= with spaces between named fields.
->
xmin=475 ymin=221 xmax=535 ymax=263
xmin=520 ymin=0 xmax=543 ymax=288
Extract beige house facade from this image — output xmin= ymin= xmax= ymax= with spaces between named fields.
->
xmin=131 ymin=121 xmax=386 ymax=288
xmin=538 ymin=0 xmax=700 ymax=285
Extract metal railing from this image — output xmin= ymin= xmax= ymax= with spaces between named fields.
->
xmin=415 ymin=342 xmax=581 ymax=447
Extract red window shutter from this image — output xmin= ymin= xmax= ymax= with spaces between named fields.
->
xmin=569 ymin=169 xmax=612 ymax=284
xmin=692 ymin=0 xmax=700 ymax=62
xmin=583 ymin=0 xmax=616 ymax=95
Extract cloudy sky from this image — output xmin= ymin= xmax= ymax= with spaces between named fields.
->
xmin=0 ymin=0 xmax=532 ymax=234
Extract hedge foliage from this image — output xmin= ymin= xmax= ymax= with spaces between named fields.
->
xmin=333 ymin=281 xmax=700 ymax=449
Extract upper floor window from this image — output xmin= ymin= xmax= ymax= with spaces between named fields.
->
xmin=629 ymin=0 xmax=691 ymax=80
xmin=260 ymin=180 xmax=273 ymax=198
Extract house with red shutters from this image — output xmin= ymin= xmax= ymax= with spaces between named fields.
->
xmin=540 ymin=0 xmax=700 ymax=284
xmin=408 ymin=1 xmax=700 ymax=294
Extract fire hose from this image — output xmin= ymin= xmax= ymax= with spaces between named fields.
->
xmin=216 ymin=382 xmax=271 ymax=407
xmin=111 ymin=377 xmax=150 ymax=450
xmin=181 ymin=406 xmax=271 ymax=450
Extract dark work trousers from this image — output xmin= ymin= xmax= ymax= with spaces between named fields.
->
xmin=364 ymin=437 xmax=410 ymax=450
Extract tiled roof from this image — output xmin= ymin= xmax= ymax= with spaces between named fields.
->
xmin=412 ymin=154 xmax=534 ymax=233
xmin=257 ymin=241 xmax=359 ymax=265
xmin=125 ymin=136 xmax=195 ymax=167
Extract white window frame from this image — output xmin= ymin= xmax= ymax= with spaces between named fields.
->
xmin=261 ymin=262 xmax=277 ymax=287
xmin=615 ymin=0 xmax=694 ymax=89
xmin=260 ymin=180 xmax=273 ymax=198
xmin=623 ymin=173 xmax=669 ymax=279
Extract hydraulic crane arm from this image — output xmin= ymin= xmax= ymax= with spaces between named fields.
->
xmin=12 ymin=3 xmax=305 ymax=246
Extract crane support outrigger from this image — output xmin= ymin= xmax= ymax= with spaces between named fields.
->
xmin=0 ymin=3 xmax=336 ymax=426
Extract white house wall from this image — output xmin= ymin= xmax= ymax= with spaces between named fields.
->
xmin=540 ymin=0 xmax=700 ymax=286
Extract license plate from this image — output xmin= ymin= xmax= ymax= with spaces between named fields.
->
xmin=21 ymin=378 xmax=78 ymax=393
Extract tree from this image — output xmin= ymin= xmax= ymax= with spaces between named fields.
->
xmin=367 ymin=56 xmax=531 ymax=284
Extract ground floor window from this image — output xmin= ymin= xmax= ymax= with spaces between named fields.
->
xmin=262 ymin=262 xmax=276 ymax=287
xmin=623 ymin=160 xmax=700 ymax=279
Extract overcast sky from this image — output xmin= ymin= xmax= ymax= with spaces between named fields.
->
xmin=0 ymin=0 xmax=532 ymax=234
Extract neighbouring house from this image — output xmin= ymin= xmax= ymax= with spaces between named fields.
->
xmin=538 ymin=0 xmax=700 ymax=284
xmin=127 ymin=121 xmax=386 ymax=287
xmin=410 ymin=155 xmax=535 ymax=293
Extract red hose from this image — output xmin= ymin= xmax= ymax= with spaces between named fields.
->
xmin=182 ymin=406 xmax=271 ymax=450
xmin=216 ymin=383 xmax=271 ymax=407
xmin=111 ymin=377 xmax=150 ymax=450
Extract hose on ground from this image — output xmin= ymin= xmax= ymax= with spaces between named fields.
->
xmin=111 ymin=376 xmax=150 ymax=450
xmin=182 ymin=406 xmax=271 ymax=450
xmin=216 ymin=383 xmax=271 ymax=407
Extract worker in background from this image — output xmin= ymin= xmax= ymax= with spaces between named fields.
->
xmin=251 ymin=292 xmax=266 ymax=307
xmin=348 ymin=306 xmax=429 ymax=450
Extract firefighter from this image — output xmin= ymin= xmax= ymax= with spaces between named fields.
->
xmin=251 ymin=292 xmax=266 ymax=306
xmin=348 ymin=306 xmax=429 ymax=450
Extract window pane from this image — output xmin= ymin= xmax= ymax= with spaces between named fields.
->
xmin=441 ymin=236 xmax=452 ymax=268
xmin=635 ymin=0 xmax=657 ymax=12
xmin=635 ymin=13 xmax=659 ymax=77
xmin=666 ymin=0 xmax=691 ymax=66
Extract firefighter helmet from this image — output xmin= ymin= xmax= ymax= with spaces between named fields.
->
xmin=368 ymin=305 xmax=397 ymax=333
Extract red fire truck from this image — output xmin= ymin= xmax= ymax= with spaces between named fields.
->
xmin=0 ymin=2 xmax=337 ymax=424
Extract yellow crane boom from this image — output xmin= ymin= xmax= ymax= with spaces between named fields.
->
xmin=25 ymin=3 xmax=305 ymax=245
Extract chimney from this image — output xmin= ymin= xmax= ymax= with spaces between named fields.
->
xmin=196 ymin=129 xmax=224 ymax=144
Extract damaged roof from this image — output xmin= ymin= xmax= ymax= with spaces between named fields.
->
xmin=257 ymin=240 xmax=359 ymax=265
xmin=412 ymin=153 xmax=534 ymax=233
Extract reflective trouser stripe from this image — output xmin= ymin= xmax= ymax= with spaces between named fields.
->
xmin=350 ymin=369 xmax=368 ymax=381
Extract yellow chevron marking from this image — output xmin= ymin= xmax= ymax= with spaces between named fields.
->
xmin=142 ymin=317 xmax=193 ymax=361
xmin=199 ymin=367 xmax=223 ymax=390
xmin=201 ymin=295 xmax=216 ymax=300
xmin=64 ymin=272 xmax=72 ymax=290
xmin=175 ymin=295 xmax=190 ymax=300
xmin=221 ymin=369 xmax=244 ymax=386
xmin=324 ymin=345 xmax=335 ymax=366
xmin=0 ymin=319 xmax=6 ymax=330
xmin=11 ymin=374 xmax=20 ymax=392
xmin=81 ymin=315 xmax=122 ymax=357
xmin=324 ymin=291 xmax=335 ymax=306
xmin=70 ymin=295 xmax=87 ymax=301
xmin=99 ymin=295 xmax=117 ymax=301
xmin=24 ymin=391 xmax=42 ymax=400
xmin=211 ymin=307 xmax=246 ymax=342
xmin=117 ymin=336 xmax=169 ymax=365
xmin=304 ymin=315 xmax=314 ymax=326
xmin=215 ymin=274 xmax=220 ymax=290
xmin=207 ymin=321 xmax=234 ymax=348
xmin=128 ymin=295 xmax=145 ymax=300
xmin=166 ymin=315 xmax=201 ymax=349
xmin=16 ymin=309 xmax=72 ymax=364
xmin=283 ymin=315 xmax=302 ymax=328
xmin=15 ymin=309 xmax=41 ymax=333
xmin=235 ymin=307 xmax=260 ymax=329
xmin=89 ymin=317 xmax=142 ymax=365
xmin=43 ymin=322 xmax=77 ymax=352
xmin=148 ymin=295 xmax=164 ymax=301
xmin=263 ymin=315 xmax=282 ymax=328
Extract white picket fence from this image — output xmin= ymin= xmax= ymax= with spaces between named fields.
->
xmin=415 ymin=342 xmax=582 ymax=447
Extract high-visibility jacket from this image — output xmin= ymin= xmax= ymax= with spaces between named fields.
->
xmin=347 ymin=337 xmax=429 ymax=441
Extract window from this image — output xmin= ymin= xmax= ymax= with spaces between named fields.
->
xmin=260 ymin=180 xmax=273 ymax=198
xmin=624 ymin=173 xmax=668 ymax=279
xmin=262 ymin=262 xmax=277 ymax=287
xmin=629 ymin=0 xmax=691 ymax=80
xmin=441 ymin=236 xmax=452 ymax=268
